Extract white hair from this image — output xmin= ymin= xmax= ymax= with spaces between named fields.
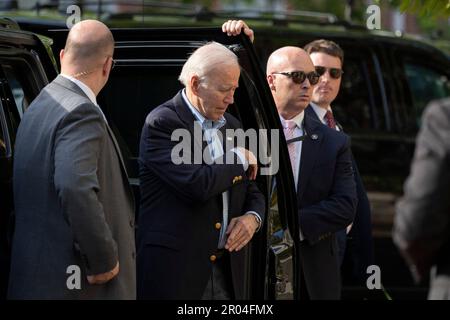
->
xmin=178 ymin=41 xmax=239 ymax=86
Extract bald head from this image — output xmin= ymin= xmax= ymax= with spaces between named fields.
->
xmin=266 ymin=46 xmax=316 ymax=118
xmin=266 ymin=46 xmax=314 ymax=76
xmin=63 ymin=20 xmax=114 ymax=70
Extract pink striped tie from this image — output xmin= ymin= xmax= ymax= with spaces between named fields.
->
xmin=283 ymin=120 xmax=297 ymax=177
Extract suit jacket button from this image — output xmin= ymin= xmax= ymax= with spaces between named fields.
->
xmin=130 ymin=220 xmax=134 ymax=228
xmin=210 ymin=255 xmax=217 ymax=262
xmin=215 ymin=222 xmax=221 ymax=230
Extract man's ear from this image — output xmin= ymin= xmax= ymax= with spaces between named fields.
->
xmin=59 ymin=49 xmax=65 ymax=62
xmin=267 ymin=74 xmax=276 ymax=91
xmin=101 ymin=57 xmax=112 ymax=77
xmin=190 ymin=75 xmax=201 ymax=95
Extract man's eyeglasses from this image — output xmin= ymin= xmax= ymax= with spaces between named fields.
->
xmin=110 ymin=58 xmax=116 ymax=71
xmin=272 ymin=71 xmax=320 ymax=85
xmin=315 ymin=66 xmax=343 ymax=79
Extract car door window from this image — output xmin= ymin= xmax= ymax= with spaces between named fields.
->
xmin=332 ymin=54 xmax=385 ymax=132
xmin=0 ymin=56 xmax=45 ymax=145
xmin=404 ymin=63 xmax=450 ymax=126
xmin=2 ymin=66 xmax=28 ymax=118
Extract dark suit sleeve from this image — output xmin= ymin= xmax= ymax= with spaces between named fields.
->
xmin=394 ymin=99 xmax=450 ymax=282
xmin=301 ymin=134 xmax=357 ymax=244
xmin=139 ymin=112 xmax=247 ymax=204
xmin=54 ymin=103 xmax=117 ymax=275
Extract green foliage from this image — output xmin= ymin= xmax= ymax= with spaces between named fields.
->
xmin=376 ymin=0 xmax=450 ymax=18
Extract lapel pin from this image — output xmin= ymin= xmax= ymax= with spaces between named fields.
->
xmin=311 ymin=134 xmax=318 ymax=140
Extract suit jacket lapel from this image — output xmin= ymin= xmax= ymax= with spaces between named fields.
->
xmin=297 ymin=114 xmax=323 ymax=201
xmin=173 ymin=91 xmax=208 ymax=162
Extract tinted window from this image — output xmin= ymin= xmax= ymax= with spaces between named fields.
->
xmin=333 ymin=57 xmax=381 ymax=131
xmin=98 ymin=65 xmax=183 ymax=177
xmin=0 ymin=57 xmax=44 ymax=144
xmin=2 ymin=66 xmax=27 ymax=118
xmin=404 ymin=63 xmax=450 ymax=126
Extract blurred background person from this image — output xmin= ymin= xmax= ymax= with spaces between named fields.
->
xmin=394 ymin=97 xmax=450 ymax=300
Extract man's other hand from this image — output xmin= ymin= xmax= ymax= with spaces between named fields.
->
xmin=87 ymin=261 xmax=119 ymax=284
xmin=222 ymin=20 xmax=254 ymax=43
xmin=225 ymin=215 xmax=258 ymax=252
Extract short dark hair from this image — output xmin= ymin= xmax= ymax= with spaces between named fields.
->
xmin=304 ymin=39 xmax=344 ymax=65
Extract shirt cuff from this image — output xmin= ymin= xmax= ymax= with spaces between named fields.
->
xmin=245 ymin=211 xmax=262 ymax=232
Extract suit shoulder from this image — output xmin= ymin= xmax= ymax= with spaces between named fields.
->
xmin=144 ymin=97 xmax=180 ymax=129
xmin=318 ymin=123 xmax=350 ymax=145
xmin=27 ymin=83 xmax=102 ymax=123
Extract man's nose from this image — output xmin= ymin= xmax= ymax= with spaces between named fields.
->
xmin=224 ymin=93 xmax=234 ymax=104
xmin=320 ymin=70 xmax=331 ymax=82
xmin=301 ymin=78 xmax=312 ymax=89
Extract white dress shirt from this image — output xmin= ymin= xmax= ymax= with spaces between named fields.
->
xmin=280 ymin=111 xmax=305 ymax=191
xmin=310 ymin=102 xmax=340 ymax=131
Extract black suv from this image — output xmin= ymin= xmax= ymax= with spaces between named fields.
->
xmin=2 ymin=10 xmax=449 ymax=300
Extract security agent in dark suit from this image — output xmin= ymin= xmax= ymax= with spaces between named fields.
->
xmin=394 ymin=97 xmax=450 ymax=300
xmin=137 ymin=42 xmax=265 ymax=300
xmin=265 ymin=46 xmax=357 ymax=299
xmin=9 ymin=20 xmax=135 ymax=299
xmin=304 ymin=39 xmax=374 ymax=284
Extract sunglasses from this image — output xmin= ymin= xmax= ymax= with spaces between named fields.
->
xmin=272 ymin=71 xmax=320 ymax=85
xmin=315 ymin=66 xmax=343 ymax=79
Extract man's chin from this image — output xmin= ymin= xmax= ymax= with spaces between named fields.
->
xmin=312 ymin=98 xmax=330 ymax=108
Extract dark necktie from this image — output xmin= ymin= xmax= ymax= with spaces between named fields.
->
xmin=324 ymin=110 xmax=336 ymax=130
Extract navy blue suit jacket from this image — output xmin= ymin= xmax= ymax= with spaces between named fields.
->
xmin=137 ymin=91 xmax=265 ymax=299
xmin=296 ymin=108 xmax=357 ymax=299
xmin=305 ymin=105 xmax=374 ymax=285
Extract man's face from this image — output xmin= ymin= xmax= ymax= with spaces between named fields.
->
xmin=196 ymin=64 xmax=240 ymax=121
xmin=310 ymin=52 xmax=342 ymax=108
xmin=269 ymin=53 xmax=316 ymax=116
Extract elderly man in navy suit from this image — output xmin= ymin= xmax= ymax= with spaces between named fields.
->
xmin=137 ymin=42 xmax=265 ymax=300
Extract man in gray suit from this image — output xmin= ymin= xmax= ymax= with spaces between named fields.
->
xmin=394 ymin=97 xmax=450 ymax=300
xmin=8 ymin=20 xmax=136 ymax=299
